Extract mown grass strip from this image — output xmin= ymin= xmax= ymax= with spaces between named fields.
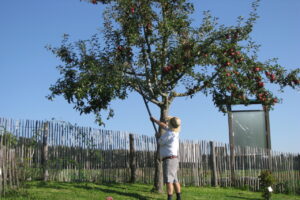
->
xmin=2 ymin=181 xmax=300 ymax=200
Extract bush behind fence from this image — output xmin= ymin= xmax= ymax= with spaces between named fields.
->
xmin=0 ymin=117 xmax=299 ymax=196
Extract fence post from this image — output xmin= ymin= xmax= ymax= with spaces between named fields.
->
xmin=42 ymin=122 xmax=49 ymax=181
xmin=264 ymin=107 xmax=272 ymax=171
xmin=210 ymin=141 xmax=218 ymax=186
xmin=0 ymin=148 xmax=3 ymax=195
xmin=129 ymin=134 xmax=136 ymax=183
xmin=227 ymin=107 xmax=236 ymax=186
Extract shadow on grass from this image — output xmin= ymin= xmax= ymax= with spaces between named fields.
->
xmin=28 ymin=181 xmax=151 ymax=200
xmin=25 ymin=181 xmax=95 ymax=191
xmin=226 ymin=196 xmax=260 ymax=200
xmin=95 ymin=187 xmax=149 ymax=200
xmin=72 ymin=183 xmax=152 ymax=200
xmin=34 ymin=181 xmax=79 ymax=190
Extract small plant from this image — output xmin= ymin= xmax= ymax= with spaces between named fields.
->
xmin=0 ymin=132 xmax=18 ymax=148
xmin=259 ymin=170 xmax=275 ymax=200
xmin=278 ymin=181 xmax=293 ymax=195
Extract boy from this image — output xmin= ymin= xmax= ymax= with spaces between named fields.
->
xmin=150 ymin=116 xmax=182 ymax=200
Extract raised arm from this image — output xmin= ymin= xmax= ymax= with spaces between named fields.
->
xmin=150 ymin=116 xmax=168 ymax=130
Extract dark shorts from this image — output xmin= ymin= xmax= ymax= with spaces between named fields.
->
xmin=163 ymin=158 xmax=179 ymax=183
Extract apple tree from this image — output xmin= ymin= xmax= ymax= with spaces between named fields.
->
xmin=47 ymin=0 xmax=300 ymax=192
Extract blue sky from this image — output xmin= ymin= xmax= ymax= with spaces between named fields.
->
xmin=0 ymin=0 xmax=299 ymax=153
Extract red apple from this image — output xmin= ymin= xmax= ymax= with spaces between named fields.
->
xmin=117 ymin=46 xmax=123 ymax=51
xmin=163 ymin=67 xmax=169 ymax=73
xmin=226 ymin=72 xmax=231 ymax=77
xmin=265 ymin=71 xmax=271 ymax=77
xmin=292 ymin=79 xmax=299 ymax=85
xmin=273 ymin=98 xmax=278 ymax=103
xmin=236 ymin=51 xmax=241 ymax=55
xmin=131 ymin=7 xmax=135 ymax=13
xmin=258 ymin=82 xmax=264 ymax=88
xmin=270 ymin=74 xmax=276 ymax=82
xmin=225 ymin=61 xmax=231 ymax=66
xmin=254 ymin=67 xmax=260 ymax=72
xmin=230 ymin=83 xmax=237 ymax=89
xmin=146 ymin=23 xmax=152 ymax=30
xmin=163 ymin=65 xmax=173 ymax=73
xmin=92 ymin=0 xmax=97 ymax=4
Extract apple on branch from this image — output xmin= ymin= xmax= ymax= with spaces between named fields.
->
xmin=230 ymin=83 xmax=237 ymax=90
xmin=270 ymin=74 xmax=276 ymax=82
xmin=146 ymin=23 xmax=152 ymax=31
xmin=265 ymin=71 xmax=271 ymax=77
xmin=234 ymin=71 xmax=240 ymax=75
xmin=258 ymin=81 xmax=264 ymax=88
xmin=131 ymin=7 xmax=135 ymax=14
xmin=293 ymin=79 xmax=300 ymax=85
xmin=224 ymin=61 xmax=231 ymax=67
xmin=255 ymin=76 xmax=262 ymax=81
xmin=163 ymin=65 xmax=173 ymax=73
xmin=253 ymin=67 xmax=261 ymax=72
xmin=117 ymin=46 xmax=123 ymax=51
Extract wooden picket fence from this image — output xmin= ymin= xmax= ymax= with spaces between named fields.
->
xmin=0 ymin=117 xmax=299 ymax=196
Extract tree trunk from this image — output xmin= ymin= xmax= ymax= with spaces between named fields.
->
xmin=153 ymin=103 xmax=169 ymax=193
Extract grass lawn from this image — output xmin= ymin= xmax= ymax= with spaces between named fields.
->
xmin=2 ymin=181 xmax=300 ymax=200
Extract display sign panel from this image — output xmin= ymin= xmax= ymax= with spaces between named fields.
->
xmin=232 ymin=110 xmax=267 ymax=148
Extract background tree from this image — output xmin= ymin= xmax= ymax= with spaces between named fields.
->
xmin=47 ymin=0 xmax=300 ymax=192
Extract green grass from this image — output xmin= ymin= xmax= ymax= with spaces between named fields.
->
xmin=2 ymin=181 xmax=300 ymax=200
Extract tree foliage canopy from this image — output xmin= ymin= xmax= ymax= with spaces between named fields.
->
xmin=48 ymin=0 xmax=300 ymax=125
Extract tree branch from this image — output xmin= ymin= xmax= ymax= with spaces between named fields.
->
xmin=128 ymin=80 xmax=163 ymax=106
xmin=171 ymin=71 xmax=219 ymax=98
xmin=124 ymin=70 xmax=146 ymax=77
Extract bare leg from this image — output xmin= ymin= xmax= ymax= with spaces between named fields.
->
xmin=173 ymin=182 xmax=181 ymax=193
xmin=166 ymin=183 xmax=174 ymax=195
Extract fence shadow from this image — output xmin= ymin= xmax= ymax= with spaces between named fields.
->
xmin=72 ymin=184 xmax=149 ymax=200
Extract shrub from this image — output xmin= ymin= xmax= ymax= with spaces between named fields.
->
xmin=259 ymin=170 xmax=275 ymax=200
